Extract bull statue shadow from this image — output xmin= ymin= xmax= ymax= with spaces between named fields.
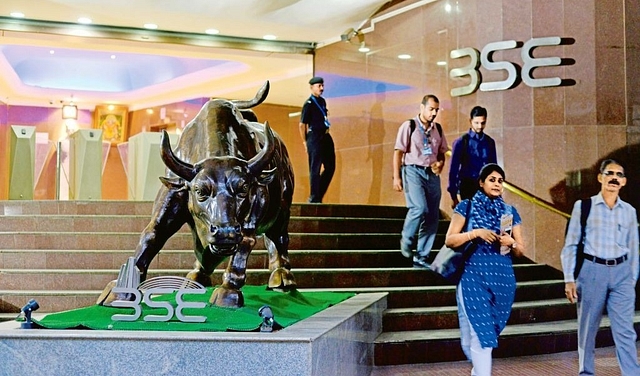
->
xmin=100 ymin=81 xmax=296 ymax=308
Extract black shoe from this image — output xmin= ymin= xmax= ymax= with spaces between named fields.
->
xmin=412 ymin=257 xmax=431 ymax=269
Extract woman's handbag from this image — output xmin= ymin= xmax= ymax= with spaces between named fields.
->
xmin=430 ymin=201 xmax=476 ymax=284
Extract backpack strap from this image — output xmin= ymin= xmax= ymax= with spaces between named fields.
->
xmin=573 ymin=198 xmax=592 ymax=280
xmin=460 ymin=133 xmax=470 ymax=169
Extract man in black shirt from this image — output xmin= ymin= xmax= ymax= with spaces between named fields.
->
xmin=299 ymin=76 xmax=335 ymax=203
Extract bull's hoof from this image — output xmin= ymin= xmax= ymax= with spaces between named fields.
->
xmin=268 ymin=267 xmax=297 ymax=290
xmin=186 ymin=269 xmax=213 ymax=287
xmin=209 ymin=286 xmax=244 ymax=308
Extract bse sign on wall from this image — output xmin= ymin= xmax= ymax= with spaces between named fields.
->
xmin=449 ymin=36 xmax=574 ymax=97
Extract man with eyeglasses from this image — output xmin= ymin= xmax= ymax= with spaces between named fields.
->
xmin=561 ymin=159 xmax=640 ymax=375
xmin=393 ymin=94 xmax=448 ymax=268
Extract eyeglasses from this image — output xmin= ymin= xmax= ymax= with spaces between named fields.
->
xmin=602 ymin=171 xmax=625 ymax=178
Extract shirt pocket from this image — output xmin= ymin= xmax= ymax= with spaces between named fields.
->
xmin=616 ymin=223 xmax=629 ymax=247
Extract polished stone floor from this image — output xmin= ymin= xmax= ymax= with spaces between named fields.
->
xmin=372 ymin=345 xmax=640 ymax=375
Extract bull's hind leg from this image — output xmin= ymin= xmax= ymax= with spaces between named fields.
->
xmin=209 ymin=236 xmax=256 ymax=307
xmin=264 ymin=231 xmax=296 ymax=290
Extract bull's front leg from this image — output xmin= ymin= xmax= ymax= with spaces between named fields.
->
xmin=209 ymin=236 xmax=255 ymax=307
xmin=264 ymin=235 xmax=296 ymax=290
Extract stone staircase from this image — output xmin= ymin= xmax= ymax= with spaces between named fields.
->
xmin=0 ymin=200 xmax=638 ymax=366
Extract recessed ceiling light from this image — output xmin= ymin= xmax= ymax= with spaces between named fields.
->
xmin=445 ymin=3 xmax=452 ymax=13
xmin=263 ymin=34 xmax=277 ymax=40
xmin=358 ymin=45 xmax=370 ymax=53
xmin=10 ymin=12 xmax=25 ymax=18
xmin=110 ymin=55 xmax=116 ymax=59
xmin=398 ymin=54 xmax=412 ymax=60
xmin=144 ymin=23 xmax=158 ymax=30
xmin=49 ymin=50 xmax=55 ymax=55
xmin=205 ymin=28 xmax=219 ymax=35
xmin=77 ymin=17 xmax=92 ymax=24
xmin=436 ymin=61 xmax=447 ymax=66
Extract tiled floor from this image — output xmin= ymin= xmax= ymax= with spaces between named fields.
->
xmin=372 ymin=345 xmax=640 ymax=375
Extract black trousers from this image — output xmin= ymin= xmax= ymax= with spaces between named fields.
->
xmin=306 ymin=130 xmax=335 ymax=203
xmin=458 ymin=177 xmax=478 ymax=200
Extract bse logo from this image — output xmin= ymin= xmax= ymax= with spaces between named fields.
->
xmin=449 ymin=36 xmax=575 ymax=97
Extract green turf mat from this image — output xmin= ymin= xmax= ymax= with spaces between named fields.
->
xmin=33 ymin=285 xmax=354 ymax=332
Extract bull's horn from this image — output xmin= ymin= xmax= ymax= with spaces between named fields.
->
xmin=160 ymin=130 xmax=197 ymax=181
xmin=232 ymin=81 xmax=270 ymax=109
xmin=247 ymin=121 xmax=275 ymax=176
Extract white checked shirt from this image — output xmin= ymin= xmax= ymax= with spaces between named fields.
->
xmin=560 ymin=193 xmax=639 ymax=283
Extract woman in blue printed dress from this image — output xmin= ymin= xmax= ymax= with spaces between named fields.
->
xmin=444 ymin=163 xmax=525 ymax=376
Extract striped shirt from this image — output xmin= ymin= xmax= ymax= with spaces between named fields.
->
xmin=560 ymin=193 xmax=639 ymax=283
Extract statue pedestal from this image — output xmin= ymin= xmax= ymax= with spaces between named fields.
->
xmin=0 ymin=293 xmax=385 ymax=376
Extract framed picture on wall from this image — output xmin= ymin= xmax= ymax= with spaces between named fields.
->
xmin=93 ymin=105 xmax=129 ymax=144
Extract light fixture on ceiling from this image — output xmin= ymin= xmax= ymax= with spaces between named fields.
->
xmin=77 ymin=17 xmax=92 ymax=24
xmin=62 ymin=103 xmax=78 ymax=120
xmin=144 ymin=23 xmax=158 ymax=30
xmin=205 ymin=28 xmax=219 ymax=35
xmin=358 ymin=42 xmax=370 ymax=53
xmin=10 ymin=12 xmax=25 ymax=18
xmin=342 ymin=28 xmax=370 ymax=53
xmin=340 ymin=28 xmax=357 ymax=42
xmin=263 ymin=34 xmax=277 ymax=40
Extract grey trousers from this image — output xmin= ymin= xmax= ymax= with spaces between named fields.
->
xmin=576 ymin=257 xmax=640 ymax=376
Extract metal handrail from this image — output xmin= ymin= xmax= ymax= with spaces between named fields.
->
xmin=502 ymin=181 xmax=570 ymax=219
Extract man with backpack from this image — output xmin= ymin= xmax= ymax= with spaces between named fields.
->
xmin=561 ymin=159 xmax=640 ymax=375
xmin=447 ymin=106 xmax=497 ymax=208
xmin=393 ymin=94 xmax=448 ymax=268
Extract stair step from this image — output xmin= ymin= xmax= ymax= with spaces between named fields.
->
xmin=0 ymin=215 xmax=410 ymax=234
xmin=373 ymin=313 xmax=640 ymax=365
xmin=0 ymin=232 xmax=417 ymax=250
xmin=382 ymin=298 xmax=575 ymax=331
xmin=0 ymin=201 xmax=409 ymax=219
xmin=302 ymin=279 xmax=566 ymax=308
xmin=0 ymin=264 xmax=559 ymax=292
xmin=0 ymin=249 xmax=413 ymax=270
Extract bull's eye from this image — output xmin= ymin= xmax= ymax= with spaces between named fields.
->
xmin=230 ymin=177 xmax=249 ymax=197
xmin=194 ymin=183 xmax=211 ymax=202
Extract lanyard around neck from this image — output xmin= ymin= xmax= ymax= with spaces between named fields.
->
xmin=310 ymin=96 xmax=326 ymax=116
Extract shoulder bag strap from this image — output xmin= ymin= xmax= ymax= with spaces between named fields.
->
xmin=574 ymin=198 xmax=592 ymax=279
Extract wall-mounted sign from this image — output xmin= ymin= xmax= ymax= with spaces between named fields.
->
xmin=449 ymin=36 xmax=574 ymax=97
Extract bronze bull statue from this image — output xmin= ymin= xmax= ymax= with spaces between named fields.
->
xmin=124 ymin=82 xmax=295 ymax=308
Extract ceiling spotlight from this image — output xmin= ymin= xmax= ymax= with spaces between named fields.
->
xmin=436 ymin=61 xmax=447 ymax=66
xmin=10 ymin=12 xmax=25 ymax=18
xmin=340 ymin=28 xmax=357 ymax=42
xmin=143 ymin=23 xmax=158 ymax=30
xmin=62 ymin=104 xmax=78 ymax=120
xmin=358 ymin=42 xmax=370 ymax=53
xmin=205 ymin=28 xmax=219 ymax=35
xmin=398 ymin=54 xmax=412 ymax=60
xmin=77 ymin=17 xmax=92 ymax=24
xmin=263 ymin=34 xmax=277 ymax=40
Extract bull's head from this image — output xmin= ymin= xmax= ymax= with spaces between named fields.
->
xmin=160 ymin=122 xmax=276 ymax=256
xmin=160 ymin=82 xmax=276 ymax=256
